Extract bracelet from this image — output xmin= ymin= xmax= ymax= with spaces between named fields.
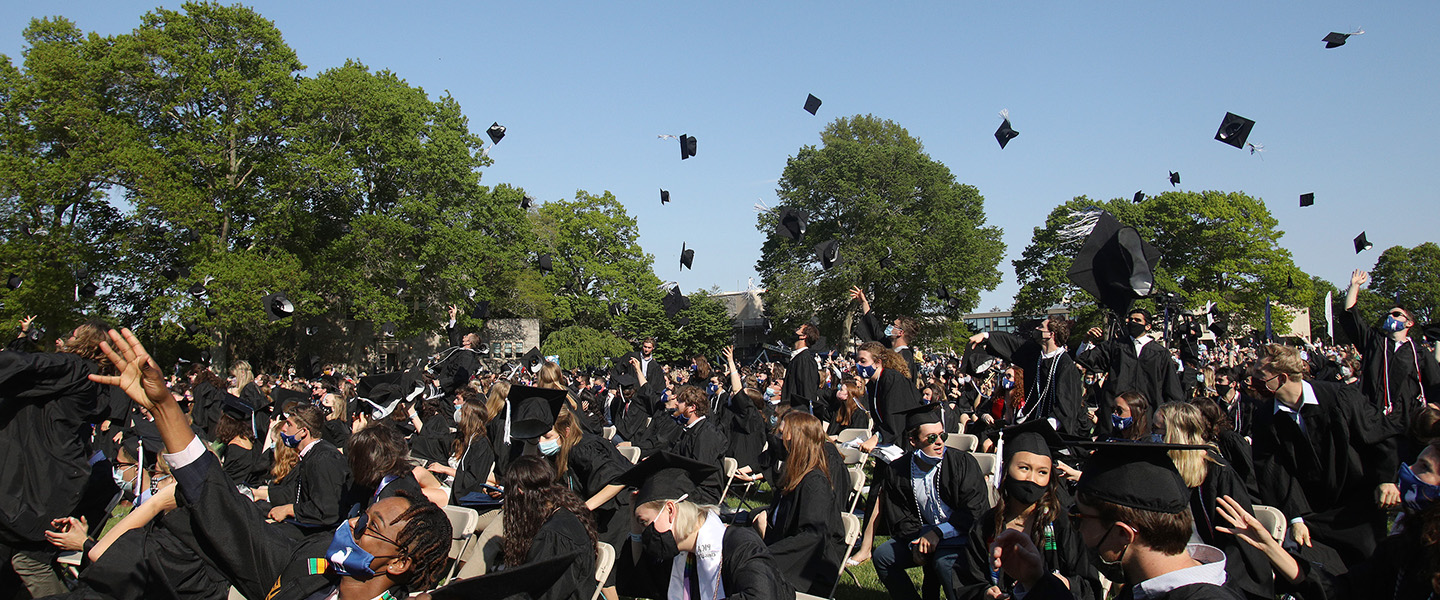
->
xmin=82 ymin=538 xmax=96 ymax=555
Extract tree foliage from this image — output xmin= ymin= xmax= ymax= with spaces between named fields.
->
xmin=755 ymin=115 xmax=1005 ymax=347
xmin=541 ymin=325 xmax=633 ymax=371
xmin=1368 ymin=242 xmax=1440 ymax=324
xmin=656 ymin=290 xmax=734 ymax=363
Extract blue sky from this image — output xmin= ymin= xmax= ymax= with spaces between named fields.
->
xmin=3 ymin=1 xmax=1436 ymax=313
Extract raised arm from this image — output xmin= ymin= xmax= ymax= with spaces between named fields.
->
xmin=724 ymin=345 xmax=742 ymax=393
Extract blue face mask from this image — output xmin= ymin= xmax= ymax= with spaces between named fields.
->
xmin=1399 ymin=462 xmax=1440 ymax=513
xmin=1382 ymin=315 xmax=1407 ymax=333
xmin=279 ymin=431 xmax=302 ymax=448
xmin=537 ymin=438 xmax=560 ymax=456
xmin=326 ymin=518 xmax=380 ymax=576
xmin=884 ymin=325 xmax=897 ymax=338
xmin=914 ymin=450 xmax=942 ymax=468
xmin=113 ymin=467 xmax=137 ymax=494
xmin=707 ymin=383 xmax=719 ymax=396
xmin=1111 ymin=414 xmax=1133 ymax=430
xmin=856 ymin=364 xmax=877 ymax=379
xmin=1000 ymin=377 xmax=1015 ymax=390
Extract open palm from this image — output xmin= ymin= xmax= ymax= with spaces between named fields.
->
xmin=89 ymin=328 xmax=170 ymax=411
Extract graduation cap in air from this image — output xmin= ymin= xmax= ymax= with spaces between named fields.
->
xmin=995 ymin=110 xmax=1019 ymax=149
xmin=304 ymin=326 xmax=319 ymax=336
xmin=506 ymin=384 xmax=570 ymax=439
xmin=521 ymin=347 xmax=544 ymax=374
xmin=679 ymin=134 xmax=697 ymax=160
xmin=427 ymin=553 xmax=581 ymax=600
xmin=6 ymin=273 xmax=20 ymax=291
xmin=999 ymin=419 xmax=1068 ymax=461
xmin=381 ymin=322 xmax=397 ymax=337
xmin=961 ymin=345 xmax=999 ymax=378
xmin=78 ymin=281 xmax=99 ymax=298
xmin=394 ymin=279 xmax=408 ymax=295
xmin=1214 ymin=112 xmax=1256 ymax=149
xmin=660 ymin=189 xmax=670 ymax=205
xmin=662 ymin=286 xmax=689 ymax=318
xmin=472 ymin=300 xmax=491 ymax=320
xmin=899 ymin=402 xmax=942 ymax=432
xmin=618 ymin=452 xmax=719 ymax=505
xmin=1074 ymin=441 xmax=1208 ymax=514
xmin=776 ymin=207 xmax=808 ymax=243
xmin=814 ymin=240 xmax=841 ymax=270
xmin=879 ymin=247 xmax=895 ymax=269
xmin=357 ymin=372 xmax=403 ymax=399
xmin=1354 ymin=232 xmax=1372 ymax=254
xmin=188 ymin=281 xmax=207 ymax=297
xmin=1169 ymin=171 xmax=1180 ymax=187
xmin=162 ymin=263 xmax=190 ymax=282
xmin=1300 ymin=193 xmax=1315 ymax=207
xmin=537 ymin=253 xmax=553 ymax=272
xmin=487 ymin=122 xmax=506 ymax=144
xmin=520 ymin=195 xmax=534 ymax=210
xmin=1323 ymin=29 xmax=1363 ymax=49
xmin=803 ymin=94 xmax=822 ymax=115
xmin=184 ymin=322 xmax=203 ymax=336
xmin=1066 ymin=210 xmax=1162 ymax=317
xmin=1133 ymin=191 xmax=1144 ymax=204
xmin=262 ymin=292 xmax=295 ymax=321
xmin=680 ymin=243 xmax=694 ymax=270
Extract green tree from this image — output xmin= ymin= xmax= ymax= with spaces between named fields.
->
xmin=656 ymin=290 xmax=734 ymax=363
xmin=1011 ymin=191 xmax=1310 ymax=335
xmin=755 ymin=115 xmax=1005 ymax=346
xmin=541 ymin=325 xmax=633 ymax=371
xmin=1368 ymin=242 xmax=1440 ymax=323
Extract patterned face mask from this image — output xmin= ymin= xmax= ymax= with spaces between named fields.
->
xmin=1399 ymin=462 xmax=1440 ymax=513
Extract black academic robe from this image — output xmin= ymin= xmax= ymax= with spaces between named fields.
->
xmin=65 ymin=504 xmax=229 ymax=600
xmin=856 ymin=311 xmax=920 ymax=382
xmin=287 ymin=440 xmax=352 ymax=528
xmin=1022 ymin=572 xmax=1243 ymax=600
xmin=870 ymin=367 xmax=920 ymax=447
xmin=782 ymin=347 xmax=821 ymax=413
xmin=450 ymin=433 xmax=496 ymax=507
xmin=823 ymin=444 xmax=850 ymax=509
xmin=321 ymin=419 xmax=351 ymax=449
xmin=613 ymin=389 xmax=652 ymax=444
xmin=981 ymin=332 xmax=1088 ymax=438
xmin=882 ymin=450 xmax=990 ymax=544
xmin=630 ymin=400 xmax=684 ymax=460
xmin=221 ymin=441 xmax=269 ymax=488
xmin=409 ymin=413 xmax=456 ymax=466
xmin=524 ymin=508 xmax=598 ymax=600
xmin=488 ymin=403 xmax=525 ymax=478
xmin=1076 ymin=336 xmax=1182 ymax=428
xmin=671 ymin=417 xmax=728 ymax=504
xmin=558 ymin=434 xmax=630 ymax=554
xmin=616 ymin=524 xmax=795 ymax=600
xmin=0 ymin=351 xmax=100 ymax=547
xmin=725 ymin=392 xmax=768 ymax=471
xmin=956 ymin=509 xmax=1100 ymax=600
xmin=1283 ymin=527 xmax=1432 ymax=600
xmin=761 ymin=468 xmax=845 ymax=596
xmin=1250 ymin=380 xmax=1397 ymax=566
xmin=1187 ymin=452 xmax=1274 ymax=600
xmin=188 ymin=380 xmax=223 ymax=439
xmin=1340 ymin=306 xmax=1440 ymax=437
xmin=825 ymin=404 xmax=871 ymax=437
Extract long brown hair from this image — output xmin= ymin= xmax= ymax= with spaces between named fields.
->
xmin=1116 ymin=391 xmax=1151 ymax=441
xmin=991 ymin=453 xmax=1063 ymax=550
xmin=858 ymin=341 xmax=910 ymax=380
xmin=779 ymin=412 xmax=831 ymax=493
xmin=551 ymin=408 xmax=585 ymax=479
xmin=451 ymin=397 xmax=489 ymax=460
xmin=501 ymin=456 xmax=597 ymax=567
xmin=835 ymin=381 xmax=866 ymax=427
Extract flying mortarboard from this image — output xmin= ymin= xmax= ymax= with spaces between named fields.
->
xmin=814 ymin=240 xmax=841 ymax=270
xmin=520 ymin=195 xmax=534 ymax=210
xmin=537 ymin=253 xmax=553 ymax=272
xmin=78 ymin=282 xmax=99 ymax=298
xmin=1065 ymin=210 xmax=1161 ymax=317
xmin=662 ymin=286 xmax=689 ymax=318
xmin=961 ymin=345 xmax=998 ymax=378
xmin=427 ymin=553 xmax=581 ymax=600
xmin=381 ymin=322 xmax=397 ymax=337
xmin=1133 ymin=191 xmax=1144 ymax=204
xmin=506 ymin=384 xmax=570 ymax=439
xmin=188 ymin=282 xmax=206 ymax=297
xmin=995 ymin=109 xmax=1019 ymax=149
xmin=1169 ymin=171 xmax=1180 ymax=187
xmin=1074 ymin=441 xmax=1208 ymax=514
xmin=6 ymin=273 xmax=20 ymax=291
xmin=1215 ymin=113 xmax=1256 ymax=149
xmin=1354 ymin=232 xmax=1372 ymax=254
xmin=1300 ymin=193 xmax=1314 ymax=207
xmin=660 ymin=189 xmax=670 ymax=205
xmin=206 ymin=306 xmax=218 ymax=318
xmin=776 ymin=208 xmax=808 ymax=243
xmin=162 ymin=263 xmax=190 ymax=282
xmin=521 ymin=347 xmax=544 ymax=374
xmin=803 ymin=94 xmax=822 ymax=115
xmin=617 ymin=452 xmax=719 ymax=505
xmin=679 ymin=134 xmax=697 ymax=160
xmin=472 ymin=300 xmax=491 ymax=320
xmin=1323 ymin=29 xmax=1363 ymax=49
xmin=680 ymin=243 xmax=694 ymax=270
xmin=487 ymin=122 xmax=506 ymax=144
xmin=879 ymin=247 xmax=895 ymax=269
xmin=262 ymin=292 xmax=294 ymax=321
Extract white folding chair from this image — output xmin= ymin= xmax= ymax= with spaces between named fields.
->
xmin=1251 ymin=504 xmax=1288 ymax=543
xmin=969 ymin=452 xmax=1000 ymax=508
xmin=945 ymin=433 xmax=979 ymax=453
xmin=591 ymin=542 xmax=615 ymax=600
xmin=441 ymin=505 xmax=481 ymax=583
xmin=846 ymin=467 xmax=866 ymax=514
xmin=601 ymin=425 xmax=616 ymax=440
xmin=617 ymin=446 xmax=641 ymax=464
xmin=836 ymin=446 xmax=865 ymax=465
xmin=718 ymin=457 xmax=740 ymax=506
xmin=834 ymin=428 xmax=871 ymax=445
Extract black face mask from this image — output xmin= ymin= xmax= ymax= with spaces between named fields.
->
xmin=768 ymin=433 xmax=789 ymax=463
xmin=640 ymin=522 xmax=680 ymax=562
xmin=1088 ymin=524 xmax=1128 ymax=582
xmin=1002 ymin=476 xmax=1047 ymax=506
xmin=1215 ymin=384 xmax=1232 ymax=398
xmin=1125 ymin=322 xmax=1147 ymax=339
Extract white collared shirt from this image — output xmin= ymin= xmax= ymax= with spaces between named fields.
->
xmin=790 ymin=345 xmax=807 ymax=359
xmin=1273 ymin=381 xmax=1321 ymax=433
xmin=1133 ymin=335 xmax=1153 ymax=356
xmin=1132 ymin=543 xmax=1228 ymax=600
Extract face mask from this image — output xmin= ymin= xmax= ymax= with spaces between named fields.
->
xmin=706 ymin=383 xmax=719 ymax=396
xmin=1382 ymin=315 xmax=1407 ymax=333
xmin=279 ymin=431 xmax=302 ymax=448
xmin=640 ymin=520 xmax=681 ymax=562
xmin=1111 ymin=414 xmax=1133 ymax=430
xmin=1088 ymin=524 xmax=1128 ymax=583
xmin=1126 ymin=322 xmax=1147 ymax=339
xmin=1003 ymin=476 xmax=1047 ymax=506
xmin=326 ymin=519 xmax=381 ymax=577
xmin=1196 ymin=373 xmax=1206 ymax=383
xmin=856 ymin=364 xmax=877 ymax=379
xmin=538 ymin=438 xmax=560 ymax=456
xmin=884 ymin=325 xmax=897 ymax=338
xmin=1215 ymin=384 xmax=1231 ymax=398
xmin=672 ymin=412 xmax=689 ymax=426
xmin=319 ymin=404 xmax=333 ymax=417
xmin=453 ymin=406 xmax=463 ymax=422
xmin=914 ymin=449 xmax=942 ymax=467
xmin=1399 ymin=462 xmax=1440 ymax=513
xmin=113 ymin=468 xmax=137 ymax=493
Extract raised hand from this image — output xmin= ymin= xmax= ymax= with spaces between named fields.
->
xmin=88 ymin=328 xmax=171 ymax=412
xmin=1214 ymin=495 xmax=1301 ymax=581
xmin=1350 ymin=269 xmax=1369 ymax=288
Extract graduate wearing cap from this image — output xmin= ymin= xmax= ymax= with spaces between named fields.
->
xmin=616 ymin=453 xmax=794 ymax=600
xmin=955 ymin=420 xmax=1101 ymax=600
xmin=874 ymin=403 xmax=990 ymax=600
xmin=1077 ymin=308 xmax=1184 ymax=438
xmin=851 ymin=286 xmax=921 ymax=385
xmin=779 ymin=323 xmax=823 ymax=414
xmin=969 ymin=316 xmax=1088 ymax=438
xmin=1341 ymin=269 xmax=1440 ymax=438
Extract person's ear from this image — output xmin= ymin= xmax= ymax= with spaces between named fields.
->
xmin=1113 ymin=522 xmax=1137 ymax=549
xmin=384 ymin=555 xmax=412 ymax=578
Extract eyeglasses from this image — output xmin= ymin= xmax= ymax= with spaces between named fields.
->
xmin=1390 ymin=311 xmax=1407 ymax=319
xmin=1067 ymin=505 xmax=1102 ymax=524
xmin=355 ymin=512 xmax=409 ymax=558
xmin=917 ymin=432 xmax=949 ymax=445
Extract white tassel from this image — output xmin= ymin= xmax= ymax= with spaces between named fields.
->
xmin=1057 ymin=208 xmax=1106 ymax=246
xmin=1349 ymin=27 xmax=1365 ymax=36
xmin=998 ymin=109 xmax=1011 ymax=122
xmin=656 ymin=134 xmax=677 ymax=140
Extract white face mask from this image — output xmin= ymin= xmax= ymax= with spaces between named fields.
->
xmin=453 ymin=406 xmax=463 ymax=422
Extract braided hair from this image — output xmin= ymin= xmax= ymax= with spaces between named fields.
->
xmin=391 ymin=490 xmax=452 ymax=590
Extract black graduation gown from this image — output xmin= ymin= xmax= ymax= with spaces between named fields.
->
xmin=450 ymin=433 xmax=496 ymax=507
xmin=188 ymin=380 xmax=223 ymax=439
xmin=980 ymin=332 xmax=1087 ymax=437
xmin=559 ymin=434 xmax=630 ymax=553
xmin=856 ymin=311 xmax=920 ymax=382
xmin=1187 ymin=452 xmax=1274 ymax=600
xmin=761 ymin=468 xmax=845 ymax=596
xmin=824 ymin=399 xmax=871 ymax=437
xmin=1250 ymin=381 xmax=1397 ymax=566
xmin=0 ymin=351 xmax=100 ymax=547
xmin=1076 ymin=336 xmax=1182 ymax=431
xmin=882 ymin=450 xmax=991 ymax=544
xmin=65 ymin=504 xmax=229 ymax=600
xmin=1339 ymin=306 xmax=1440 ymax=437
xmin=1283 ymin=528 xmax=1432 ymax=600
xmin=781 ymin=347 xmax=820 ymax=413
xmin=955 ymin=508 xmax=1100 ymax=600
xmin=524 ymin=508 xmax=598 ymax=600
xmin=671 ymin=417 xmax=728 ymax=504
xmin=631 ymin=406 xmax=684 ymax=460
xmin=286 ymin=440 xmax=352 ymax=528
xmin=221 ymin=441 xmax=268 ymax=488
xmin=616 ymin=524 xmax=795 ymax=600
xmin=870 ymin=367 xmax=920 ymax=447
xmin=1021 ymin=573 xmax=1243 ymax=600
xmin=321 ymin=419 xmax=351 ymax=449
xmin=488 ymin=404 xmax=524 ymax=478
xmin=725 ymin=392 xmax=768 ymax=471
xmin=613 ymin=389 xmax=651 ymax=444
xmin=410 ymin=413 xmax=455 ymax=465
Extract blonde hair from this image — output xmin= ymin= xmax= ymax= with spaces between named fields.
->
xmin=486 ymin=381 xmax=510 ymax=424
xmin=1157 ymin=402 xmax=1217 ymax=489
xmin=1260 ymin=344 xmax=1308 ymax=378
xmin=637 ymin=499 xmax=718 ymax=544
xmin=537 ymin=362 xmax=565 ymax=389
xmin=231 ymin=360 xmax=255 ymax=393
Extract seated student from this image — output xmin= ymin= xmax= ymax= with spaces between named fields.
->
xmin=1110 ymin=391 xmax=1158 ymax=442
xmin=318 ymin=391 xmax=352 ymax=448
xmin=955 ymin=420 xmax=1099 ymax=600
xmin=88 ymin=328 xmax=453 ymax=600
xmin=535 ymin=406 xmax=630 ymax=595
xmin=425 ymin=393 xmax=497 ymax=507
xmin=752 ymin=412 xmax=847 ymax=596
xmin=347 ymin=422 xmax=429 ymax=516
xmin=266 ymin=404 xmax=353 ymax=531
xmin=499 ymin=456 xmax=599 ymax=600
xmin=668 ymin=385 xmax=729 ymax=504
xmin=824 ymin=379 xmax=871 ymax=438
xmin=875 ymin=404 xmax=990 ymax=600
xmin=719 ymin=346 xmax=768 ymax=473
xmin=616 ymin=452 xmax=795 ymax=600
xmin=216 ymin=393 xmax=269 ymax=488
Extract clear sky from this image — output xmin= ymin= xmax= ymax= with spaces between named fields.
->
xmin=3 ymin=1 xmax=1436 ymax=313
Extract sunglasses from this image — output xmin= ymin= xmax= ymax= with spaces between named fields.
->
xmin=1390 ymin=311 xmax=1408 ymax=319
xmin=354 ymin=512 xmax=408 ymax=558
xmin=917 ymin=432 xmax=949 ymax=445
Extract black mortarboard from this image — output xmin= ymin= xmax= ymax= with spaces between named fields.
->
xmin=521 ymin=347 xmax=544 ymax=373
xmin=78 ymin=282 xmax=99 ymax=298
xmin=618 ymin=452 xmax=719 ymax=505
xmin=520 ymin=195 xmax=534 ymax=210
xmin=1133 ymin=191 xmax=1144 ymax=204
xmin=472 ymin=300 xmax=491 ymax=320
xmin=1300 ymin=192 xmax=1315 ymax=207
xmin=900 ymin=402 xmax=942 ymax=431
xmin=879 ymin=247 xmax=895 ymax=269
xmin=188 ymin=282 xmax=206 ymax=297
xmin=381 ymin=322 xmax=397 ymax=337
xmin=162 ymin=263 xmax=190 ymax=282
xmin=206 ymin=306 xmax=218 ymax=318
xmin=961 ymin=345 xmax=998 ymax=378
xmin=1000 ymin=419 xmax=1066 ymax=461
xmin=220 ymin=392 xmax=256 ymax=420
xmin=271 ymin=386 xmax=311 ymax=410
xmin=1074 ymin=441 xmax=1207 ymax=514
xmin=1323 ymin=31 xmax=1353 ymax=49
xmin=1215 ymin=112 xmax=1255 ymax=149
xmin=680 ymin=243 xmax=694 ymax=270
xmin=1354 ymin=232 xmax=1372 ymax=254
xmin=936 ymin=287 xmax=950 ymax=301
xmin=506 ymin=384 xmax=569 ymax=439
xmin=304 ymin=326 xmax=318 ymax=336
xmin=660 ymin=189 xmax=670 ymax=205
xmin=776 ymin=207 xmax=808 ymax=243
xmin=537 ymin=253 xmax=553 ymax=272
xmin=428 ymin=553 xmax=580 ymax=600
xmin=803 ymin=94 xmax=822 ymax=115
xmin=357 ymin=372 xmax=403 ymax=399
xmin=1169 ymin=171 xmax=1180 ymax=187
xmin=262 ymin=292 xmax=294 ymax=321
xmin=487 ymin=122 xmax=506 ymax=144
xmin=679 ymin=134 xmax=697 ymax=160
xmin=394 ymin=279 xmax=407 ymax=295
xmin=184 ymin=322 xmax=202 ymax=336
xmin=814 ymin=240 xmax=841 ymax=270
xmin=6 ymin=273 xmax=20 ymax=290
xmin=1066 ymin=211 xmax=1161 ymax=317
xmin=995 ymin=116 xmax=1019 ymax=149
xmin=662 ymin=286 xmax=689 ymax=318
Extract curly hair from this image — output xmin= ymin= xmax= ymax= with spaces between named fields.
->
xmin=214 ymin=413 xmax=253 ymax=444
xmin=59 ymin=319 xmax=115 ymax=374
xmin=389 ymin=489 xmax=453 ymax=591
xmin=858 ymin=341 xmax=910 ymax=380
xmin=501 ymin=456 xmax=598 ymax=567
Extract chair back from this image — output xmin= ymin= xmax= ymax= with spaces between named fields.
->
xmin=837 ymin=446 xmax=865 ymax=465
xmin=591 ymin=542 xmax=616 ymax=600
xmin=441 ymin=505 xmax=481 ymax=583
xmin=946 ymin=433 xmax=979 ymax=453
xmin=969 ymin=452 xmax=1000 ymax=508
xmin=1251 ymin=504 xmax=1288 ymax=543
xmin=618 ymin=446 xmax=641 ymax=464
xmin=834 ymin=428 xmax=870 ymax=444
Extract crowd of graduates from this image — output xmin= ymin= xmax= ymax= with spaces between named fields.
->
xmin=0 ymin=264 xmax=1438 ymax=600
